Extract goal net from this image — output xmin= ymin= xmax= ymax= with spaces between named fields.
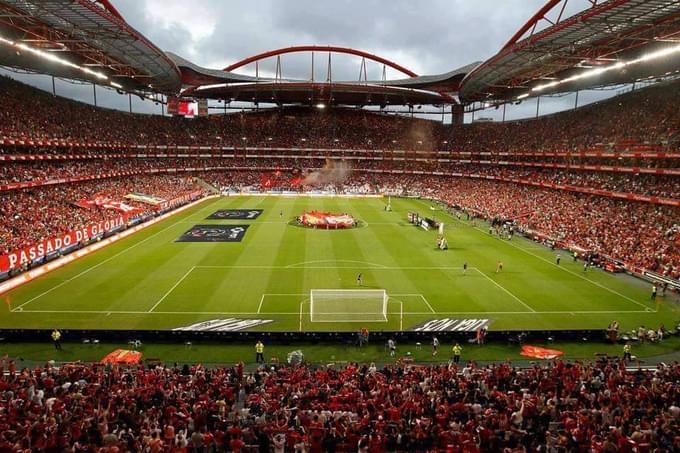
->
xmin=310 ymin=289 xmax=388 ymax=322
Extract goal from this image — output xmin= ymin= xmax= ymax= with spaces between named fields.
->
xmin=309 ymin=289 xmax=388 ymax=322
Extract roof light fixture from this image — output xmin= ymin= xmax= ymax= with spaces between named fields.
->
xmin=532 ymin=43 xmax=680 ymax=93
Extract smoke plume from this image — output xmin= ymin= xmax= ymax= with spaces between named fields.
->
xmin=303 ymin=159 xmax=352 ymax=186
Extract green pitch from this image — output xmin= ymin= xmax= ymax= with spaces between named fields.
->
xmin=2 ymin=196 xmax=677 ymax=332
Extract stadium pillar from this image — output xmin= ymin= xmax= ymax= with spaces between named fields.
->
xmin=574 ymin=90 xmax=579 ymax=109
xmin=535 ymin=96 xmax=540 ymax=118
xmin=451 ymin=104 xmax=464 ymax=125
xmin=128 ymin=93 xmax=132 ymax=113
xmin=502 ymin=103 xmax=506 ymax=122
xmin=51 ymin=76 xmax=56 ymax=96
xmin=326 ymin=52 xmax=332 ymax=82
xmin=92 ymin=83 xmax=97 ymax=107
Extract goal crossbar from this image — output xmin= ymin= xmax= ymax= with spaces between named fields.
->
xmin=310 ymin=289 xmax=388 ymax=322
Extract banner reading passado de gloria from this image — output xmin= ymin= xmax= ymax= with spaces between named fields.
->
xmin=0 ymin=216 xmax=127 ymax=273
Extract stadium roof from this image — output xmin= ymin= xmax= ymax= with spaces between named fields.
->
xmin=0 ymin=0 xmax=181 ymax=93
xmin=2 ymin=0 xmax=680 ymax=108
xmin=460 ymin=0 xmax=680 ymax=103
xmin=170 ymin=48 xmax=473 ymax=107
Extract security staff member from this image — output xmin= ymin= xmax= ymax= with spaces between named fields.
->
xmin=51 ymin=329 xmax=62 ymax=350
xmin=255 ymin=340 xmax=265 ymax=364
xmin=623 ymin=343 xmax=632 ymax=362
xmin=452 ymin=343 xmax=462 ymax=364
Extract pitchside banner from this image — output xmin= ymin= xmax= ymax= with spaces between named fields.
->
xmin=173 ymin=318 xmax=274 ymax=332
xmin=0 ymin=216 xmax=127 ymax=273
xmin=411 ymin=318 xmax=491 ymax=332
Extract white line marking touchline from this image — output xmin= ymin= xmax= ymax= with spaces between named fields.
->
xmin=11 ymin=199 xmax=220 ymax=312
xmin=499 ymin=239 xmax=653 ymax=311
xmin=148 ymin=266 xmax=195 ymax=313
xmin=424 ymin=199 xmax=653 ymax=312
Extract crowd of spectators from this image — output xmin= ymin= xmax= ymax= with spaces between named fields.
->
xmin=0 ymin=175 xmax=201 ymax=255
xmin=3 ymin=157 xmax=680 ymax=200
xmin=2 ymin=75 xmax=680 ymax=153
xmin=0 ymin=358 xmax=678 ymax=452
xmin=431 ymin=178 xmax=680 ymax=279
xmin=1 ymin=74 xmax=679 ymax=278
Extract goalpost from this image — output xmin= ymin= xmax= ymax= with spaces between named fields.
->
xmin=309 ymin=289 xmax=388 ymax=322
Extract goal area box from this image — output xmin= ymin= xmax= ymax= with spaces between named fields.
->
xmin=310 ymin=289 xmax=388 ymax=322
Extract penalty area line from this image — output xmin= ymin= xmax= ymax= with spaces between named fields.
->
xmin=419 ymin=295 xmax=436 ymax=313
xmin=258 ymin=294 xmax=307 ymax=314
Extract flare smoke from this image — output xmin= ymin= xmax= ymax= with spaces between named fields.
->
xmin=303 ymin=159 xmax=352 ymax=185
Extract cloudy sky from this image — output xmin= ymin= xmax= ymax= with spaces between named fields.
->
xmin=2 ymin=0 xmax=622 ymax=121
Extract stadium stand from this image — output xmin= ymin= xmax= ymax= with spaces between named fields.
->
xmin=4 ymin=162 xmax=680 ymax=200
xmin=2 ymin=75 xmax=680 ymax=151
xmin=0 ymin=358 xmax=677 ymax=452
xmin=1 ymin=77 xmax=679 ymax=281
xmin=0 ymin=175 xmax=202 ymax=257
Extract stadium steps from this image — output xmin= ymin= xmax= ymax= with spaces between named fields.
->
xmin=195 ymin=177 xmax=220 ymax=194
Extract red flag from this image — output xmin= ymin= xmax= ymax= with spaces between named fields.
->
xmin=520 ymin=345 xmax=564 ymax=360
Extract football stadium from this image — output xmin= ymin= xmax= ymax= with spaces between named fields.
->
xmin=0 ymin=0 xmax=680 ymax=450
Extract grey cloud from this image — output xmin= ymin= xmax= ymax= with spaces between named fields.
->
xmin=3 ymin=1 xmax=625 ymax=119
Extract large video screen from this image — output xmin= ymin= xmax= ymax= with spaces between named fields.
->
xmin=177 ymin=100 xmax=198 ymax=117
xmin=167 ymin=97 xmax=199 ymax=118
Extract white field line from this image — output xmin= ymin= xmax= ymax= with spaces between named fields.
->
xmin=386 ymin=300 xmax=404 ymax=330
xmin=195 ymin=265 xmax=464 ymax=270
xmin=502 ymin=241 xmax=655 ymax=311
xmin=473 ymin=268 xmax=537 ymax=313
xmin=419 ymin=295 xmax=436 ymax=313
xmin=148 ymin=266 xmax=195 ymax=313
xmin=422 ymin=199 xmax=652 ymax=312
xmin=10 ymin=200 xmax=219 ymax=313
xmin=400 ymin=301 xmax=403 ymax=331
xmin=12 ymin=309 xmax=653 ymax=315
xmin=299 ymin=301 xmax=308 ymax=331
xmin=285 ymin=259 xmax=389 ymax=269
xmin=258 ymin=294 xmax=307 ymax=314
xmin=310 ymin=318 xmax=390 ymax=323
